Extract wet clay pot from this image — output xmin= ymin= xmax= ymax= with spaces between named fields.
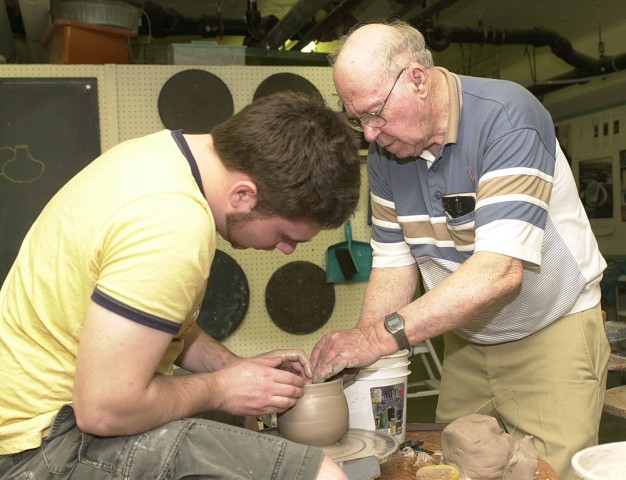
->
xmin=277 ymin=378 xmax=349 ymax=447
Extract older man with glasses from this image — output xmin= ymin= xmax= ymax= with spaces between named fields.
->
xmin=311 ymin=19 xmax=609 ymax=480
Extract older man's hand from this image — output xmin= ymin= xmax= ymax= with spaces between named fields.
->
xmin=310 ymin=326 xmax=383 ymax=383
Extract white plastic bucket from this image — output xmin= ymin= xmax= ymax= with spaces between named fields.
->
xmin=343 ymin=350 xmax=411 ymax=443
xmin=571 ymin=441 xmax=626 ymax=479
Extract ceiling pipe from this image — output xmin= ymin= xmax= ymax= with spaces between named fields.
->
xmin=244 ymin=0 xmax=261 ymax=40
xmin=290 ymin=0 xmax=364 ymax=51
xmin=524 ymin=70 xmax=596 ymax=97
xmin=255 ymin=0 xmax=330 ymax=49
xmin=526 ymin=52 xmax=626 ymax=97
xmin=202 ymin=16 xmax=258 ymax=38
xmin=424 ymin=24 xmax=626 ymax=95
xmin=126 ymin=1 xmax=274 ymax=40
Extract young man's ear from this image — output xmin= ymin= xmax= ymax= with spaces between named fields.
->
xmin=229 ymin=180 xmax=258 ymax=211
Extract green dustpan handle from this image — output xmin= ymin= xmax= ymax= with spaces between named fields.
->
xmin=345 ymin=220 xmax=353 ymax=249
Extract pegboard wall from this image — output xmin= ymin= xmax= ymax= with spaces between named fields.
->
xmin=1 ymin=64 xmax=371 ymax=358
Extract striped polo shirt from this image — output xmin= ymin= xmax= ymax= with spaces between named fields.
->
xmin=368 ymin=68 xmax=606 ymax=344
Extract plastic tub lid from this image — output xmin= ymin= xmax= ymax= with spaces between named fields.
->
xmin=571 ymin=441 xmax=626 ymax=480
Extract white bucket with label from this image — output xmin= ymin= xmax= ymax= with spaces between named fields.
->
xmin=343 ymin=350 xmax=411 ymax=443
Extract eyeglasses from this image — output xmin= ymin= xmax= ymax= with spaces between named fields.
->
xmin=347 ymin=67 xmax=407 ymax=132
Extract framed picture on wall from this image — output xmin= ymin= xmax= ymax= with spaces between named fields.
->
xmin=578 ymin=156 xmax=613 ymax=220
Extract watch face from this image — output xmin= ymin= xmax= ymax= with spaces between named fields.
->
xmin=385 ymin=313 xmax=404 ymax=332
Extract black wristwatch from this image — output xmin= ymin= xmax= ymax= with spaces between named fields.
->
xmin=384 ymin=312 xmax=411 ymax=351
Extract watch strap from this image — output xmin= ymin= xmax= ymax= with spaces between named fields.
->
xmin=392 ymin=327 xmax=411 ymax=351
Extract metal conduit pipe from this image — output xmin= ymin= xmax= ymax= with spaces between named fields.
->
xmin=256 ymin=0 xmax=330 ymax=50
xmin=290 ymin=0 xmax=365 ymax=51
xmin=426 ymin=24 xmax=626 ymax=75
xmin=525 ymin=70 xmax=596 ymax=97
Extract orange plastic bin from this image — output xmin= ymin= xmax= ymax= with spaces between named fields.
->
xmin=43 ymin=18 xmax=136 ymax=64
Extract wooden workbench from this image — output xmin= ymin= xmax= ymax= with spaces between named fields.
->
xmin=604 ymin=385 xmax=626 ymax=418
xmin=379 ymin=423 xmax=559 ymax=479
xmin=608 ymin=353 xmax=626 ymax=371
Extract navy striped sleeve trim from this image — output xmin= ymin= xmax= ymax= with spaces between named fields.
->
xmin=91 ymin=288 xmax=182 ymax=335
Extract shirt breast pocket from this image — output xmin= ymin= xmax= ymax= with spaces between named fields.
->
xmin=445 ymin=210 xmax=476 ymax=251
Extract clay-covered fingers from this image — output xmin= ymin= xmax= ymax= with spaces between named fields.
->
xmin=309 ymin=332 xmax=352 ymax=383
xmin=252 ymin=349 xmax=313 ymax=379
xmin=310 ymin=328 xmax=380 ymax=383
xmin=326 ymin=367 xmax=360 ymax=387
xmin=311 ymin=355 xmax=350 ymax=384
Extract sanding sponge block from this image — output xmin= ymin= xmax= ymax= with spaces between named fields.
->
xmin=415 ymin=464 xmax=461 ymax=479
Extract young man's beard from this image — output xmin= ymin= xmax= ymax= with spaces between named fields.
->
xmin=224 ymin=210 xmax=260 ymax=249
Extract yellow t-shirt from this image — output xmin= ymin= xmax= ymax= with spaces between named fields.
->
xmin=0 ymin=130 xmax=215 ymax=454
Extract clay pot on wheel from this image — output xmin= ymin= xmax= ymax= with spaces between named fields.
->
xmin=277 ymin=378 xmax=349 ymax=447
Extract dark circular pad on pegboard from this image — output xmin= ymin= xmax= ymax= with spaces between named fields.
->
xmin=158 ymin=69 xmax=234 ymax=133
xmin=253 ymin=73 xmax=323 ymax=102
xmin=197 ymin=249 xmax=249 ymax=340
xmin=265 ymin=261 xmax=335 ymax=335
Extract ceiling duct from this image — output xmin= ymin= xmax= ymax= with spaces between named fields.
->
xmin=254 ymin=0 xmax=330 ymax=50
xmin=257 ymin=0 xmax=462 ymax=52
xmin=124 ymin=1 xmax=274 ymax=39
xmin=423 ymin=24 xmax=626 ymax=95
xmin=289 ymin=0 xmax=364 ymax=51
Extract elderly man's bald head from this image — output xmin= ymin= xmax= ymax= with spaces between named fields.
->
xmin=332 ymin=24 xmax=390 ymax=76
xmin=330 ymin=20 xmax=434 ymax=79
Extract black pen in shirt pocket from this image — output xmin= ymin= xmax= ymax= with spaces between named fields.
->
xmin=442 ymin=192 xmax=476 ymax=219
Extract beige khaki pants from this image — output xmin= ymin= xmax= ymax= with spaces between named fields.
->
xmin=436 ymin=303 xmax=609 ymax=480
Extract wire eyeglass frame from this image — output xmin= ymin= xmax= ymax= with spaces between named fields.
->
xmin=346 ymin=67 xmax=407 ymax=132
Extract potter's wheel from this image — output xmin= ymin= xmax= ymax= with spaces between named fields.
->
xmin=324 ymin=429 xmax=399 ymax=463
xmin=262 ymin=427 xmax=399 ymax=463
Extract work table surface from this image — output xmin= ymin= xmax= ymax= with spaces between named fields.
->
xmin=379 ymin=423 xmax=559 ymax=479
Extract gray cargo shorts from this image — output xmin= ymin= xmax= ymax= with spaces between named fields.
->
xmin=0 ymin=405 xmax=323 ymax=479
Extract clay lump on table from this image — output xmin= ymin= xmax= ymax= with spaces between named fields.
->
xmin=440 ymin=414 xmax=539 ymax=480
